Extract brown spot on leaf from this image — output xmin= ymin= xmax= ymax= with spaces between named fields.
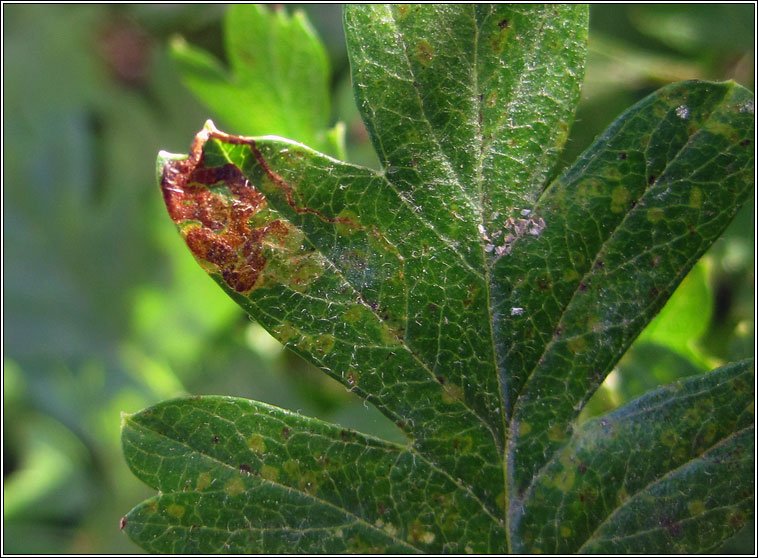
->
xmin=498 ymin=19 xmax=510 ymax=29
xmin=536 ymin=275 xmax=552 ymax=290
xmin=185 ymin=228 xmax=235 ymax=266
xmin=161 ymin=121 xmax=361 ymax=295
xmin=280 ymin=426 xmax=291 ymax=440
xmin=119 ymin=516 xmax=127 ymax=530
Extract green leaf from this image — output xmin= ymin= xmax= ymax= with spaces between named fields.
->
xmin=126 ymin=4 xmax=754 ymax=554
xmin=170 ymin=5 xmax=338 ymax=155
xmin=121 ymin=396 xmax=502 ymax=553
xmin=501 ymin=79 xmax=754 ymax=503
xmin=512 ymin=360 xmax=754 ymax=553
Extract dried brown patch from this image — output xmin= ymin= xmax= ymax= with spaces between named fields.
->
xmin=160 ymin=121 xmax=360 ymax=294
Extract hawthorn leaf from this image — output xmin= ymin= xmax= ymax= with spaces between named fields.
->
xmin=512 ymin=360 xmax=754 ymax=554
xmin=124 ymin=4 xmax=754 ymax=554
xmin=500 ymin=79 xmax=755 ymax=506
xmin=121 ymin=396 xmax=501 ymax=554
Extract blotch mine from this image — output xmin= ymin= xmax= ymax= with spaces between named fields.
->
xmin=161 ymin=123 xmax=330 ymax=296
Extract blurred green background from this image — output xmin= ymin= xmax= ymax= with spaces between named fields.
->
xmin=3 ymin=4 xmax=753 ymax=554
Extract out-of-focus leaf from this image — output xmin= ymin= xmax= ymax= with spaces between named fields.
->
xmin=628 ymin=4 xmax=755 ymax=56
xmin=170 ymin=4 xmax=340 ymax=155
xmin=636 ymin=261 xmax=713 ymax=368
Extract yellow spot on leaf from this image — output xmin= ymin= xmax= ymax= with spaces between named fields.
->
xmin=689 ymin=187 xmax=702 ymax=208
xmin=610 ymin=186 xmax=630 ymax=213
xmin=415 ymin=40 xmax=434 ymax=66
xmin=616 ymin=487 xmax=629 ymax=505
xmin=299 ymin=471 xmax=319 ymax=495
xmin=660 ymin=429 xmax=678 ymax=447
xmin=272 ymin=323 xmax=298 ymax=343
xmin=248 ymin=434 xmax=266 ymax=454
xmin=408 ymin=519 xmax=435 ymax=545
xmin=560 ymin=525 xmax=572 ymax=537
xmin=383 ymin=523 xmax=398 ymax=537
xmin=688 ymin=499 xmax=706 ymax=516
xmin=196 ymin=471 xmax=212 ymax=491
xmin=167 ymin=504 xmax=185 ymax=519
xmin=313 ymin=334 xmax=335 ymax=355
xmin=496 ymin=491 xmax=506 ymax=511
xmin=283 ymin=459 xmax=299 ymax=476
xmin=647 ymin=207 xmax=664 ymax=223
xmin=554 ymin=469 xmax=575 ymax=490
xmin=225 ymin=476 xmax=244 ymax=497
xmin=442 ymin=383 xmax=463 ymax=403
xmin=260 ymin=465 xmax=279 ymax=482
xmin=519 ymin=422 xmax=532 ymax=436
xmin=343 ymin=305 xmax=364 ymax=323
xmin=567 ymin=336 xmax=587 ymax=355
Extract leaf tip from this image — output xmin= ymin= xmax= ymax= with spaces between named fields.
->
xmin=119 ymin=411 xmax=135 ymax=431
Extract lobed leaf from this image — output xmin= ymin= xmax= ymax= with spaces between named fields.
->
xmin=122 ymin=396 xmax=503 ymax=553
xmin=170 ymin=5 xmax=336 ymax=154
xmin=500 ymin=80 xmax=755 ymax=503
xmin=512 ymin=360 xmax=754 ymax=553
xmin=125 ymin=4 xmax=755 ymax=554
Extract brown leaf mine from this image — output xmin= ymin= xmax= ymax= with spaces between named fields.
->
xmin=160 ymin=120 xmax=327 ymax=294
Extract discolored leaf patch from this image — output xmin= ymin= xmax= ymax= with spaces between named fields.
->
xmin=160 ymin=121 xmax=358 ymax=295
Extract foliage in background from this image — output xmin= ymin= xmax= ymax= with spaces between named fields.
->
xmin=122 ymin=4 xmax=752 ymax=554
xmin=2 ymin=3 xmax=753 ymax=554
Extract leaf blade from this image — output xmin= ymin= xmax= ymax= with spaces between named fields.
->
xmin=157 ymin=126 xmax=505 ymax=515
xmin=511 ymin=360 xmax=754 ymax=553
xmin=500 ymin=80 xmax=755 ymax=500
xmin=344 ymin=4 xmax=588 ymax=255
xmin=121 ymin=396 xmax=505 ymax=553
